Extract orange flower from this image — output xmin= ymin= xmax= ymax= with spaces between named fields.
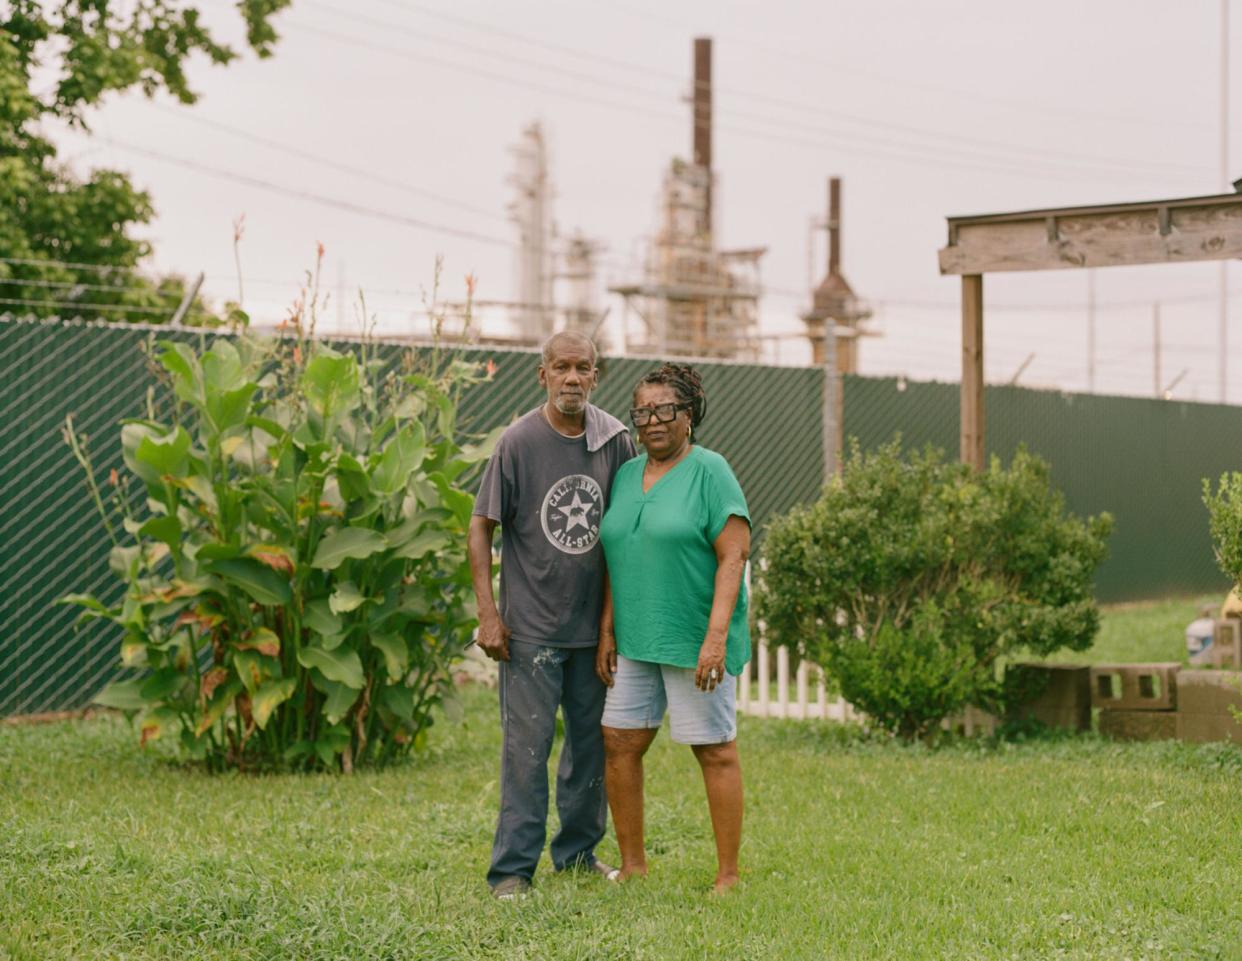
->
xmin=292 ymin=345 xmax=303 ymax=365
xmin=464 ymin=273 xmax=476 ymax=298
xmin=108 ymin=468 xmax=119 ymax=487
xmin=486 ymin=358 xmax=497 ymax=377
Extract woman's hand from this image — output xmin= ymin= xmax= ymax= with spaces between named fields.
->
xmin=596 ymin=629 xmax=618 ymax=687
xmin=695 ymin=633 xmax=727 ymax=692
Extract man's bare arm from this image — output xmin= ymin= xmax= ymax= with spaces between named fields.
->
xmin=468 ymin=515 xmax=510 ymax=662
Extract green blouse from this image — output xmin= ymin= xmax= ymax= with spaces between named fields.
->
xmin=599 ymin=445 xmax=751 ymax=675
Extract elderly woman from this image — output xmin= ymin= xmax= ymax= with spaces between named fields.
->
xmin=596 ymin=363 xmax=750 ymax=893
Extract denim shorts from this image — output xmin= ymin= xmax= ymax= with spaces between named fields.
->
xmin=601 ymin=655 xmax=737 ymax=746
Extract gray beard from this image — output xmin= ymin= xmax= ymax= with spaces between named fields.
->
xmin=553 ymin=395 xmax=589 ymax=415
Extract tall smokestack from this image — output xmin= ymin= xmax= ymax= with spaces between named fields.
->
xmin=693 ymin=37 xmax=712 ymax=233
xmin=828 ymin=177 xmax=841 ymax=276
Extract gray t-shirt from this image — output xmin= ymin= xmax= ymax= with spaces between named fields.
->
xmin=473 ymin=405 xmax=636 ymax=647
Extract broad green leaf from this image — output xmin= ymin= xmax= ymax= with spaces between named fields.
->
xmin=196 ymin=678 xmax=243 ymax=736
xmin=134 ymin=426 xmax=192 ymax=479
xmin=430 ymin=472 xmax=473 ymax=528
xmin=235 ymin=627 xmax=281 ymax=656
xmin=371 ymin=633 xmax=409 ymax=681
xmin=392 ymin=528 xmax=451 ymax=561
xmin=206 ymin=557 xmax=291 ymax=606
xmin=379 ymin=683 xmax=414 ymax=720
xmin=311 ymin=527 xmax=387 ymax=570
xmin=179 ymin=474 xmax=218 ymax=512
xmin=298 ymin=643 xmax=365 ymax=689
xmin=303 ymin=599 xmax=342 ymax=636
xmin=195 ymin=542 xmax=243 ymax=562
xmin=139 ymin=668 xmax=186 ymax=702
xmin=316 ymin=632 xmax=346 ymax=652
xmin=335 ymin=453 xmax=371 ymax=502
xmin=303 ymin=351 xmax=360 ymax=419
xmin=140 ymin=707 xmax=182 ymax=745
xmin=109 ymin=544 xmax=142 ymax=579
xmin=138 ymin=514 xmax=182 ymax=547
xmin=245 ymin=414 xmax=287 ymax=439
xmin=120 ymin=636 xmax=147 ymax=667
xmin=207 ymin=383 xmax=258 ymax=434
xmin=251 ymin=677 xmax=297 ymax=730
xmin=372 ymin=424 xmax=427 ymax=495
xmin=456 ymin=424 xmax=506 ymax=465
xmin=159 ymin=342 xmax=204 ymax=406
xmin=92 ymin=678 xmax=148 ymax=711
xmin=329 ymin=581 xmax=367 ymax=614
xmin=314 ymin=724 xmax=352 ymax=766
xmin=201 ymin=340 xmax=245 ymax=392
xmin=233 ymin=648 xmax=272 ymax=694
xmin=59 ymin=593 xmax=117 ymax=624
xmin=316 ymin=678 xmax=360 ymax=725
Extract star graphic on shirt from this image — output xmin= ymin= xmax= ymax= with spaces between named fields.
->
xmin=557 ymin=491 xmax=594 ymax=532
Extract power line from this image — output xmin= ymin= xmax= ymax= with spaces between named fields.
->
xmin=96 ymin=135 xmax=523 ymax=249
xmin=0 ymin=254 xmax=144 ymax=275
xmin=356 ymin=0 xmax=1202 ymax=180
xmin=596 ymin=0 xmax=1213 ymax=136
xmin=0 ymin=275 xmax=183 ymax=298
xmin=284 ymin=19 xmax=1187 ymax=186
xmin=0 ymin=296 xmax=173 ymax=315
xmin=147 ymin=103 xmax=510 ymax=225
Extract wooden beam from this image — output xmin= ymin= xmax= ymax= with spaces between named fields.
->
xmin=939 ymin=193 xmax=1242 ymax=275
xmin=961 ymin=274 xmax=984 ymax=470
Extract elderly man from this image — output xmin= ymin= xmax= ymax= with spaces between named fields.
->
xmin=468 ymin=331 xmax=636 ymax=900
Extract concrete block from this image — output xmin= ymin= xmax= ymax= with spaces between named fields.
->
xmin=1006 ymin=663 xmax=1091 ymax=731
xmin=1089 ymin=663 xmax=1180 ymax=711
xmin=1175 ymin=670 xmax=1242 ymax=715
xmin=1176 ymin=711 xmax=1242 ymax=744
xmin=1098 ymin=709 xmax=1178 ymax=742
xmin=1211 ymin=620 xmax=1242 ymax=670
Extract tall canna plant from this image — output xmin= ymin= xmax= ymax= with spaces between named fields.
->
xmin=63 ymin=324 xmax=499 ymax=772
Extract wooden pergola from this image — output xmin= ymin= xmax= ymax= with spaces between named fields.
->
xmin=938 ymin=189 xmax=1242 ymax=468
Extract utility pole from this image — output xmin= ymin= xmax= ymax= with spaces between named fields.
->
xmin=1153 ymin=302 xmax=1162 ymax=398
xmin=1086 ymin=269 xmax=1096 ymax=393
xmin=1220 ymin=0 xmax=1231 ymax=403
xmin=693 ymin=37 xmax=712 ymax=236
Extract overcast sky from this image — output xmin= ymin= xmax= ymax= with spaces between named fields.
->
xmin=48 ymin=0 xmax=1239 ymax=401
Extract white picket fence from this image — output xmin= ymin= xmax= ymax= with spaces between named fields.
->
xmin=738 ymin=640 xmax=859 ymax=722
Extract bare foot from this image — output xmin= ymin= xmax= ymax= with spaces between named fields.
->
xmin=618 ymin=864 xmax=648 ymax=882
xmin=710 ymin=873 xmax=740 ymax=895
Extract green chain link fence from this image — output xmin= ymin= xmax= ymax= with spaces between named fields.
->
xmin=0 ymin=317 xmax=821 ymax=716
xmin=843 ymin=375 xmax=1241 ymax=602
xmin=2 ymin=317 xmax=1239 ymax=717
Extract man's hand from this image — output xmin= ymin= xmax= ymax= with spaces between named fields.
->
xmin=694 ymin=633 xmax=727 ymax=692
xmin=596 ymin=630 xmax=618 ymax=687
xmin=477 ymin=611 xmax=512 ymax=662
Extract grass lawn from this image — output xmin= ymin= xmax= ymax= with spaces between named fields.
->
xmin=3 ymin=601 xmax=1242 ymax=961
xmin=1050 ymin=594 xmax=1221 ymax=666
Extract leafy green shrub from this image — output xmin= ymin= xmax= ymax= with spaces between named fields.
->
xmin=63 ymin=330 xmax=497 ymax=771
xmin=755 ymin=442 xmax=1112 ymax=741
xmin=1204 ymin=472 xmax=1242 ymax=587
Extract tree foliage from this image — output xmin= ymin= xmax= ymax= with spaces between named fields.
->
xmin=63 ymin=322 xmax=500 ymax=772
xmin=755 ymin=442 xmax=1112 ymax=741
xmin=1204 ymin=472 xmax=1242 ymax=588
xmin=0 ymin=1 xmax=289 ymax=322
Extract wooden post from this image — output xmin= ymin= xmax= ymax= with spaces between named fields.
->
xmin=960 ymin=274 xmax=984 ymax=470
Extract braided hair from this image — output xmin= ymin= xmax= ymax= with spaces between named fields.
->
xmin=635 ymin=363 xmax=707 ymax=428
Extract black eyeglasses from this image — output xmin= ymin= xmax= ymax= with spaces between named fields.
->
xmin=629 ymin=402 xmax=692 ymax=427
